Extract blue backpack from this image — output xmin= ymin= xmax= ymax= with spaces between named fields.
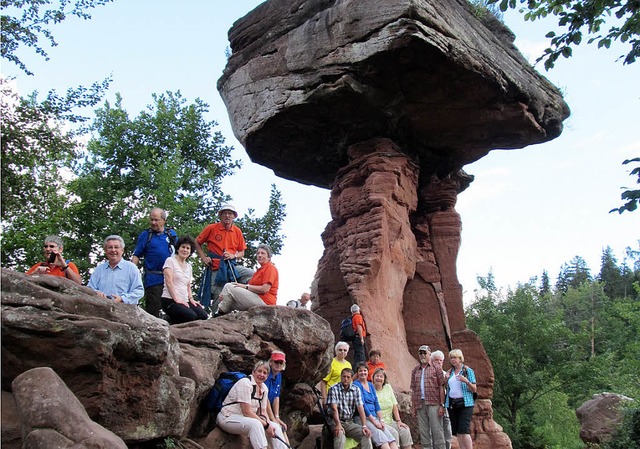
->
xmin=205 ymin=372 xmax=252 ymax=420
xmin=339 ymin=317 xmax=355 ymax=341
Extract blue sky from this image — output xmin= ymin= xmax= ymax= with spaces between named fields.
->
xmin=3 ymin=1 xmax=638 ymax=304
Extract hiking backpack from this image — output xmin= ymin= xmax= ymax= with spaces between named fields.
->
xmin=339 ymin=317 xmax=356 ymax=342
xmin=205 ymin=372 xmax=251 ymax=420
xmin=144 ymin=227 xmax=178 ymax=255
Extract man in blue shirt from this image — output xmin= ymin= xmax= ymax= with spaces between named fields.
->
xmin=89 ymin=235 xmax=144 ymax=305
xmin=131 ymin=208 xmax=177 ymax=317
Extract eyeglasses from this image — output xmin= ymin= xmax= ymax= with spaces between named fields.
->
xmin=272 ymin=360 xmax=285 ymax=365
xmin=43 ymin=244 xmax=58 ymax=249
xmin=419 ymin=350 xmax=430 ymax=354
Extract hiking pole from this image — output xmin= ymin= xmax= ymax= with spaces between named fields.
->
xmin=273 ymin=433 xmax=296 ymax=449
xmin=226 ymin=258 xmax=238 ymax=283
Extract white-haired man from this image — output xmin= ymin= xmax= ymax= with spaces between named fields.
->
xmin=88 ymin=235 xmax=144 ymax=304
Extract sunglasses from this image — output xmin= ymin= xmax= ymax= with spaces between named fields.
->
xmin=272 ymin=360 xmax=285 ymax=365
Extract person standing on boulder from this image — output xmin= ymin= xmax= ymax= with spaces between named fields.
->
xmin=195 ymin=204 xmax=253 ymax=313
xmin=26 ymin=235 xmax=82 ymax=285
xmin=410 ymin=345 xmax=446 ymax=449
xmin=131 ymin=208 xmax=178 ymax=317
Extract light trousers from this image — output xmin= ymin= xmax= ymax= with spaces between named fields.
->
xmin=332 ymin=420 xmax=373 ymax=449
xmin=417 ymin=403 xmax=445 ymax=449
xmin=218 ymin=283 xmax=266 ymax=313
xmin=216 ymin=413 xmax=287 ymax=449
xmin=387 ymin=421 xmax=414 ymax=448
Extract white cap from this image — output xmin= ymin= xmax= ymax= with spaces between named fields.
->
xmin=219 ymin=204 xmax=238 ymax=218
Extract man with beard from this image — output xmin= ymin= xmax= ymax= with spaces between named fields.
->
xmin=410 ymin=345 xmax=446 ymax=449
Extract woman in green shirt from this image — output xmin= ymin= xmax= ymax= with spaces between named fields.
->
xmin=372 ymin=368 xmax=414 ymax=449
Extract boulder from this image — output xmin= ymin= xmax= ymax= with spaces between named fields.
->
xmin=11 ymin=367 xmax=127 ymax=448
xmin=576 ymin=392 xmax=633 ymax=444
xmin=1 ymin=268 xmax=335 ymax=447
xmin=218 ymin=0 xmax=569 ymax=188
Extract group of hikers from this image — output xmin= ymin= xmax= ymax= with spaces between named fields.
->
xmin=26 ymin=205 xmax=477 ymax=449
xmin=26 ymin=204 xmax=311 ymax=323
xmin=220 ymin=342 xmax=476 ymax=449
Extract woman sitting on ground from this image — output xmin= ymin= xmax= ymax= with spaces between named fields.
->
xmin=216 ymin=360 xmax=288 ymax=449
xmin=161 ymin=236 xmax=208 ymax=323
xmin=372 ymin=367 xmax=414 ymax=449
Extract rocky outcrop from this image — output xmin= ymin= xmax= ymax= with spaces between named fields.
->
xmin=218 ymin=0 xmax=569 ymax=188
xmin=1 ymin=268 xmax=335 ymax=447
xmin=576 ymin=392 xmax=634 ymax=444
xmin=12 ymin=367 xmax=127 ymax=449
xmin=216 ymin=2 xmax=572 ymax=448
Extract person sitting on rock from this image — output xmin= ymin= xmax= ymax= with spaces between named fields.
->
xmin=160 ymin=236 xmax=208 ymax=324
xmin=321 ymin=341 xmax=352 ymax=406
xmin=366 ymin=349 xmax=385 ymax=381
xmin=265 ymin=351 xmax=291 ymax=445
xmin=217 ymin=244 xmax=278 ymax=314
xmin=327 ymin=367 xmax=373 ymax=449
xmin=88 ymin=235 xmax=144 ymax=304
xmin=216 ymin=360 xmax=289 ymax=449
xmin=26 ymin=235 xmax=82 ymax=285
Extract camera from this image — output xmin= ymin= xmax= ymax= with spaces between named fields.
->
xmin=48 ymin=252 xmax=57 ymax=263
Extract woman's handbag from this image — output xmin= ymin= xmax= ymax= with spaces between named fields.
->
xmin=450 ymin=397 xmax=465 ymax=409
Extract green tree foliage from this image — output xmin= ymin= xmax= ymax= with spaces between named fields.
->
xmin=0 ymin=76 xmax=109 ymax=269
xmin=468 ymin=249 xmax=640 ymax=448
xmin=1 ymin=90 xmax=287 ymax=280
xmin=1 ymin=0 xmax=114 ymax=75
xmin=236 ymin=186 xmax=287 ymax=268
xmin=610 ymin=157 xmax=640 ymax=214
xmin=539 ymin=269 xmax=551 ymax=296
xmin=555 ymin=255 xmax=591 ymax=293
xmin=65 ymin=91 xmax=242 ymax=273
xmin=489 ymin=0 xmax=640 ymax=70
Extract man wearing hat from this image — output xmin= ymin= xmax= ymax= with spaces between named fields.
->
xmin=195 ymin=204 xmax=254 ymax=313
xmin=410 ymin=345 xmax=446 ymax=449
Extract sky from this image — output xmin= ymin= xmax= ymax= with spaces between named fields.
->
xmin=2 ymin=1 xmax=638 ymax=305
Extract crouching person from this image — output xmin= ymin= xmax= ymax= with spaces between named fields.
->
xmin=327 ymin=368 xmax=373 ymax=449
xmin=216 ymin=360 xmax=288 ymax=449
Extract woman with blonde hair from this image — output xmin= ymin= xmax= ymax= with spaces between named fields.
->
xmin=216 ymin=360 xmax=288 ymax=449
xmin=372 ymin=367 xmax=413 ymax=449
xmin=445 ymin=349 xmax=477 ymax=449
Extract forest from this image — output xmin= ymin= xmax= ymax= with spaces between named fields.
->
xmin=466 ymin=247 xmax=640 ymax=449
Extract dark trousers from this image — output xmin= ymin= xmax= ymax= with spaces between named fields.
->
xmin=144 ymin=284 xmax=164 ymax=317
xmin=352 ymin=338 xmax=366 ymax=366
xmin=161 ymin=297 xmax=208 ymax=324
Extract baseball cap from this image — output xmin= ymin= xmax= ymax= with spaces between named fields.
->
xmin=270 ymin=352 xmax=286 ymax=362
xmin=418 ymin=345 xmax=431 ymax=353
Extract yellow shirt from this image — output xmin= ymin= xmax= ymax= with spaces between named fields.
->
xmin=323 ymin=358 xmax=352 ymax=387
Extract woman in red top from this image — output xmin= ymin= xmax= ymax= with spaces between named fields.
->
xmin=217 ymin=244 xmax=279 ymax=314
xmin=26 ymin=235 xmax=82 ymax=285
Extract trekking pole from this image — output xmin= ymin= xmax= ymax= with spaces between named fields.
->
xmin=226 ymin=258 xmax=238 ymax=283
xmin=273 ymin=433 xmax=296 ymax=449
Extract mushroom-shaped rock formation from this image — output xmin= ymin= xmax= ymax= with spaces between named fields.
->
xmin=218 ymin=1 xmax=569 ymax=448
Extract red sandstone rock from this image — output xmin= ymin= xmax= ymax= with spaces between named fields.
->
xmin=576 ymin=392 xmax=632 ymax=444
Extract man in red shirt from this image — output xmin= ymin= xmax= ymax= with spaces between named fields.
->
xmin=410 ymin=345 xmax=446 ymax=449
xmin=195 ymin=204 xmax=254 ymax=313
xmin=26 ymin=235 xmax=82 ymax=285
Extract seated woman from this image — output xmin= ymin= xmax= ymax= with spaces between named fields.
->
xmin=216 ymin=360 xmax=288 ymax=449
xmin=217 ymin=244 xmax=278 ymax=314
xmin=372 ymin=368 xmax=414 ymax=449
xmin=352 ymin=362 xmax=399 ymax=449
xmin=161 ymin=236 xmax=208 ymax=324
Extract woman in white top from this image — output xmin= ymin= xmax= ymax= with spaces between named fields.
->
xmin=161 ymin=236 xmax=208 ymax=323
xmin=216 ymin=360 xmax=288 ymax=449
